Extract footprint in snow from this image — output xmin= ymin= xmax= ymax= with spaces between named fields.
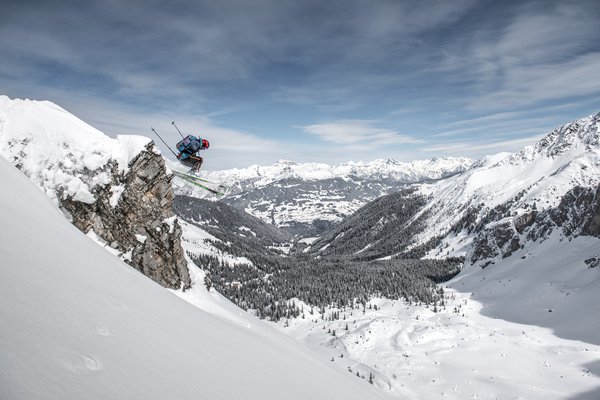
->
xmin=95 ymin=326 xmax=111 ymax=336
xmin=65 ymin=354 xmax=103 ymax=374
xmin=83 ymin=355 xmax=102 ymax=371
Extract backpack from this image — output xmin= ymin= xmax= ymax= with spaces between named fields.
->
xmin=176 ymin=135 xmax=202 ymax=154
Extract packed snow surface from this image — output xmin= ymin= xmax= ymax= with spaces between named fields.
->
xmin=0 ymin=156 xmax=388 ymax=400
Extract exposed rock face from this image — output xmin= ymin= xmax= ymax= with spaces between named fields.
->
xmin=468 ymin=183 xmax=600 ymax=267
xmin=61 ymin=142 xmax=191 ymax=289
xmin=470 ymin=221 xmax=521 ymax=267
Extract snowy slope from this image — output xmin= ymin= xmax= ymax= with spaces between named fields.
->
xmin=272 ymin=233 xmax=600 ymax=399
xmin=308 ymin=112 xmax=600 ymax=257
xmin=419 ymin=112 xmax=600 ymax=254
xmin=0 ymin=157 xmax=388 ymax=400
xmin=0 ymin=95 xmax=150 ymax=204
xmin=451 ymin=232 xmax=600 ymax=345
xmin=0 ymin=95 xmax=193 ymax=289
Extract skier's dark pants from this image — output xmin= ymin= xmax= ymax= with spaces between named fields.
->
xmin=180 ymin=154 xmax=203 ymax=171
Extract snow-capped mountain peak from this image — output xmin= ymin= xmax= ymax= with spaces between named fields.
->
xmin=200 ymin=156 xmax=473 ymax=189
xmin=408 ymin=112 xmax=600 ymax=261
xmin=508 ymin=112 xmax=600 ymax=164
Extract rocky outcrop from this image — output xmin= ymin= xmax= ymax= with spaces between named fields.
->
xmin=469 ymin=183 xmax=600 ymax=267
xmin=470 ymin=221 xmax=521 ymax=267
xmin=60 ymin=142 xmax=191 ymax=289
xmin=514 ymin=211 xmax=537 ymax=234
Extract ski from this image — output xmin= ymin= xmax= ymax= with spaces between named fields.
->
xmin=175 ymin=173 xmax=226 ymax=196
xmin=171 ymin=171 xmax=228 ymax=189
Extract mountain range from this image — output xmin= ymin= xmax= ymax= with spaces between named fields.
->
xmin=307 ymin=111 xmax=600 ymax=264
xmin=171 ymin=157 xmax=472 ymax=237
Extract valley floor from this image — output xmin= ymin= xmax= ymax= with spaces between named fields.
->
xmin=272 ymin=290 xmax=600 ymax=400
xmin=178 ymin=204 xmax=600 ymax=399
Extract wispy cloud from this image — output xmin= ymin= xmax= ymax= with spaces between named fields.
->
xmin=301 ymin=120 xmax=422 ymax=149
xmin=421 ymin=134 xmax=545 ymax=156
xmin=433 ymin=114 xmax=559 ymax=138
xmin=439 ymin=1 xmax=600 ymax=111
xmin=470 ymin=53 xmax=600 ymax=111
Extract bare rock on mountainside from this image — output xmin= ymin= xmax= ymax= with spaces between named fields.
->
xmin=61 ymin=143 xmax=190 ymax=289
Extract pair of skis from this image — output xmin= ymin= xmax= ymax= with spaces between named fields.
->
xmin=171 ymin=171 xmax=227 ymax=197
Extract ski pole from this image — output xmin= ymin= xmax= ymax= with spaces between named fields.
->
xmin=150 ymin=127 xmax=179 ymax=158
xmin=171 ymin=121 xmax=185 ymax=139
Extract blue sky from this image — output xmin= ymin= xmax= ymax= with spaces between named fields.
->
xmin=2 ymin=0 xmax=600 ymax=169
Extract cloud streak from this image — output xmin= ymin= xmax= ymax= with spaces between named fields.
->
xmin=421 ymin=134 xmax=545 ymax=157
xmin=301 ymin=120 xmax=423 ymax=149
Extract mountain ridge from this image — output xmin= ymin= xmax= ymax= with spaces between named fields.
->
xmin=201 ymin=156 xmax=473 ymax=188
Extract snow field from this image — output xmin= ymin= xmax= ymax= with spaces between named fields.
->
xmin=274 ymin=291 xmax=600 ymax=399
xmin=271 ymin=230 xmax=600 ymax=399
xmin=450 ymin=233 xmax=600 ymax=346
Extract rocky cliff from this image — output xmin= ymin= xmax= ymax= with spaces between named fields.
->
xmin=61 ymin=142 xmax=190 ymax=289
xmin=466 ymin=182 xmax=600 ymax=268
xmin=0 ymin=96 xmax=190 ymax=289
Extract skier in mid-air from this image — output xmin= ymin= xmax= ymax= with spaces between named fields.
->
xmin=150 ymin=124 xmax=222 ymax=194
xmin=176 ymin=134 xmax=210 ymax=172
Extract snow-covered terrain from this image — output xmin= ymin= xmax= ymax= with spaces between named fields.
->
xmin=0 ymin=95 xmax=150 ymax=205
xmin=266 ymin=112 xmax=600 ymax=399
xmin=308 ymin=112 xmax=600 ymax=262
xmin=0 ymin=95 xmax=194 ymax=289
xmin=0 ymin=155 xmax=389 ymax=400
xmin=275 ymin=233 xmax=600 ymax=399
xmin=418 ymin=112 xmax=600 ymax=256
xmin=3 ymin=94 xmax=599 ymax=399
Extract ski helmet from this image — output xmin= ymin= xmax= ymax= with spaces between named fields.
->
xmin=202 ymin=139 xmax=210 ymax=149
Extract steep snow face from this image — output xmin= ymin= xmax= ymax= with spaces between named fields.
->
xmin=0 ymin=95 xmax=150 ymax=204
xmin=418 ymin=112 xmax=600 ymax=254
xmin=0 ymin=156 xmax=388 ymax=400
xmin=451 ymin=232 xmax=600 ymax=345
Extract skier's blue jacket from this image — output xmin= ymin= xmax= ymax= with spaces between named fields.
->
xmin=177 ymin=135 xmax=203 ymax=160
